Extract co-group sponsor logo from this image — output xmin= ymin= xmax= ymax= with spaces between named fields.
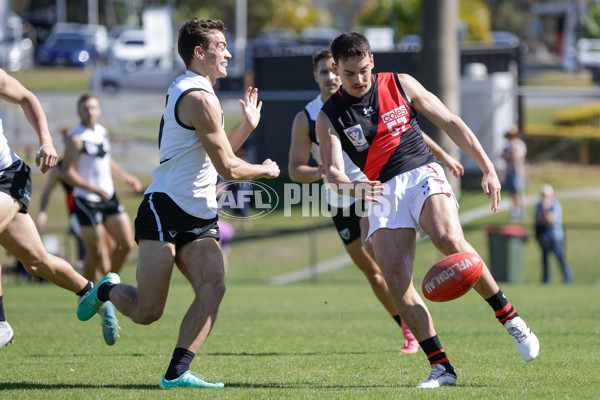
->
xmin=217 ymin=180 xmax=279 ymax=220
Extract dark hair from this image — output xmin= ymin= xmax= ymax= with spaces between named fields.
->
xmin=330 ymin=32 xmax=370 ymax=63
xmin=178 ymin=18 xmax=227 ymax=67
xmin=77 ymin=92 xmax=98 ymax=110
xmin=312 ymin=49 xmax=332 ymax=70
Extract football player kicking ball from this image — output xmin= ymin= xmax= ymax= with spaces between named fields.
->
xmin=289 ymin=49 xmax=465 ymax=354
xmin=316 ymin=32 xmax=539 ymax=388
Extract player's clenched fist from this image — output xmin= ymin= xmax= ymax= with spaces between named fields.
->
xmin=261 ymin=159 xmax=280 ymax=178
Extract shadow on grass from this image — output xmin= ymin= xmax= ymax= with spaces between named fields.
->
xmin=0 ymin=382 xmax=158 ymax=390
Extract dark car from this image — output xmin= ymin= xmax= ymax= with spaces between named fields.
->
xmin=36 ymin=31 xmax=97 ymax=67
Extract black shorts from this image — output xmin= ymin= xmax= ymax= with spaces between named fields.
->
xmin=329 ymin=200 xmax=367 ymax=245
xmin=0 ymin=160 xmax=33 ymax=214
xmin=73 ymin=193 xmax=125 ymax=226
xmin=135 ymin=192 xmax=220 ymax=250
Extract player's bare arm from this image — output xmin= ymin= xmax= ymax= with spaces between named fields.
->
xmin=228 ymin=86 xmax=263 ymax=152
xmin=0 ymin=68 xmax=57 ymax=173
xmin=316 ymin=111 xmax=382 ymax=201
xmin=62 ymin=134 xmax=110 ymax=199
xmin=110 ymin=159 xmax=142 ymax=192
xmin=180 ymin=90 xmax=279 ymax=181
xmin=398 ymin=73 xmax=501 ymax=211
xmin=288 ymin=110 xmax=324 ymax=183
xmin=422 ymin=132 xmax=464 ymax=178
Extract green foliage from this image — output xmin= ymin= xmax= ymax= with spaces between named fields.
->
xmin=580 ymin=4 xmax=600 ymax=39
xmin=358 ymin=0 xmax=422 ymax=40
xmin=358 ymin=0 xmax=491 ymax=42
xmin=459 ymin=0 xmax=491 ymax=43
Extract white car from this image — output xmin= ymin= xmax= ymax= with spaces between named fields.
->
xmin=107 ymin=29 xmax=147 ymax=63
xmin=93 ymin=58 xmax=184 ymax=92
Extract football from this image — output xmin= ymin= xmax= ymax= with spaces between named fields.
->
xmin=422 ymin=252 xmax=483 ymax=302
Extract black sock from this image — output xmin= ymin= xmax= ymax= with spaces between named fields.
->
xmin=0 ymin=295 xmax=5 ymax=322
xmin=485 ymin=289 xmax=519 ymax=324
xmin=419 ymin=335 xmax=455 ymax=375
xmin=165 ymin=347 xmax=196 ymax=381
xmin=392 ymin=314 xmax=402 ymax=327
xmin=76 ymin=281 xmax=93 ymax=297
xmin=97 ymin=282 xmax=116 ymax=302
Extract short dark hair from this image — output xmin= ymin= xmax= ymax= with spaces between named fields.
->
xmin=178 ymin=18 xmax=227 ymax=67
xmin=77 ymin=92 xmax=98 ymax=110
xmin=312 ymin=49 xmax=332 ymax=70
xmin=330 ymin=32 xmax=371 ymax=63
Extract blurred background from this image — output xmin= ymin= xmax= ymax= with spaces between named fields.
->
xmin=0 ymin=0 xmax=599 ymax=286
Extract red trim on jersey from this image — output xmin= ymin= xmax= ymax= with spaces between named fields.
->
xmin=363 ymin=73 xmax=413 ymax=180
xmin=66 ymin=191 xmax=75 ymax=213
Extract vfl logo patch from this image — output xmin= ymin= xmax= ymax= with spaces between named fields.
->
xmin=343 ymin=124 xmax=369 ymax=151
xmin=381 ymin=106 xmax=412 ymax=137
xmin=168 ymin=230 xmax=178 ymax=238
xmin=339 ymin=228 xmax=350 ymax=240
xmin=18 ymin=189 xmax=31 ymax=201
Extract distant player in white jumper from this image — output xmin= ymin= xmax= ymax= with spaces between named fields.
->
xmin=62 ymin=92 xmax=142 ymax=346
xmin=77 ymin=18 xmax=280 ymax=389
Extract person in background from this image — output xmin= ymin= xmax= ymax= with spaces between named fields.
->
xmin=62 ymin=93 xmax=142 ymax=346
xmin=501 ymin=126 xmax=527 ymax=221
xmin=534 ymin=184 xmax=573 ymax=284
xmin=36 ymin=127 xmax=86 ymax=269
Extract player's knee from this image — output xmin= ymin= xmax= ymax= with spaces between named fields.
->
xmin=116 ymin=239 xmax=134 ymax=255
xmin=210 ymin=279 xmax=226 ymax=302
xmin=19 ymin=251 xmax=52 ymax=275
xmin=132 ymin=307 xmax=163 ymax=325
xmin=433 ymin=232 xmax=464 ymax=254
xmin=367 ymin=271 xmax=387 ymax=289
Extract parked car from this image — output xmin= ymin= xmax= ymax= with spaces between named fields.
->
xmin=36 ymin=31 xmax=97 ymax=67
xmin=93 ymin=58 xmax=184 ymax=92
xmin=51 ymin=23 xmax=109 ymax=57
xmin=107 ymin=28 xmax=146 ymax=64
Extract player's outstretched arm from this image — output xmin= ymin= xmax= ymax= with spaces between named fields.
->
xmin=399 ymin=73 xmax=500 ymax=211
xmin=288 ymin=110 xmax=324 ymax=183
xmin=422 ymin=132 xmax=464 ymax=178
xmin=182 ymin=90 xmax=279 ymax=181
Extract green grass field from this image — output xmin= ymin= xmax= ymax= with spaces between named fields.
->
xmin=1 ymin=162 xmax=599 ymax=399
xmin=1 ymin=277 xmax=598 ymax=399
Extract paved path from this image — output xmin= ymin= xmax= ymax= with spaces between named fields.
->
xmin=270 ymin=186 xmax=600 ymax=285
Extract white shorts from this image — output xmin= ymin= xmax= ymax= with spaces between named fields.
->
xmin=366 ymin=163 xmax=458 ymax=239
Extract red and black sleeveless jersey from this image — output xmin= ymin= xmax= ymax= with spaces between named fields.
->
xmin=321 ymin=72 xmax=437 ymax=183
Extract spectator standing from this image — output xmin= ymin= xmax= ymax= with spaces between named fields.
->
xmin=534 ymin=184 xmax=574 ymax=284
xmin=501 ymin=126 xmax=527 ymax=221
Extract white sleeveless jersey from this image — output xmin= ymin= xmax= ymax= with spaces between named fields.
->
xmin=71 ymin=123 xmax=114 ymax=202
xmin=0 ymin=119 xmax=22 ymax=170
xmin=145 ymin=71 xmax=219 ymax=219
xmin=305 ymin=95 xmax=365 ymax=208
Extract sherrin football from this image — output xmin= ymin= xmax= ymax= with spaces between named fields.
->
xmin=422 ymin=252 xmax=483 ymax=302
